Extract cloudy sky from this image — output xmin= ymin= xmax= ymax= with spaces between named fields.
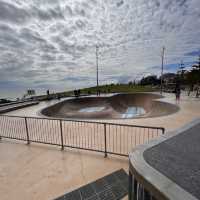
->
xmin=0 ymin=0 xmax=199 ymax=98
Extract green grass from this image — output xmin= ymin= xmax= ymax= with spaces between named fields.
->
xmin=34 ymin=84 xmax=157 ymax=101
xmin=79 ymin=84 xmax=157 ymax=94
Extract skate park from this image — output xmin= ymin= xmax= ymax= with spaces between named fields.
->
xmin=41 ymin=93 xmax=179 ymax=119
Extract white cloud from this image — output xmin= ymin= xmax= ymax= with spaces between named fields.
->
xmin=0 ymin=0 xmax=199 ymax=98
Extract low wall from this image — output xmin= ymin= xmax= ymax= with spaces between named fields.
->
xmin=0 ymin=101 xmax=39 ymax=114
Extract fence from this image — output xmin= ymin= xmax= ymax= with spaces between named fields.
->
xmin=0 ymin=115 xmax=165 ymax=157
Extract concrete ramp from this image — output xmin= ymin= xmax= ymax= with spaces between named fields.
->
xmin=41 ymin=93 xmax=179 ymax=119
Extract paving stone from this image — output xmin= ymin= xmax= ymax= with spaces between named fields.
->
xmin=98 ymin=188 xmax=115 ymax=200
xmin=92 ymin=178 xmax=109 ymax=193
xmin=114 ymin=169 xmax=128 ymax=181
xmin=62 ymin=189 xmax=81 ymax=200
xmin=54 ymin=169 xmax=128 ymax=200
xmin=104 ymin=173 xmax=119 ymax=186
xmin=79 ymin=183 xmax=96 ymax=200
xmin=111 ymin=184 xmax=127 ymax=199
xmin=86 ymin=194 xmax=100 ymax=200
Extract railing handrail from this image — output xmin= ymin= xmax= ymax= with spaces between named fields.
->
xmin=0 ymin=114 xmax=165 ymax=157
xmin=0 ymin=114 xmax=165 ymax=132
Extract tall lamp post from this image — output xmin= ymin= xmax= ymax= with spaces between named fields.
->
xmin=180 ymin=61 xmax=185 ymax=79
xmin=96 ymin=45 xmax=99 ymax=96
xmin=160 ymin=46 xmax=165 ymax=95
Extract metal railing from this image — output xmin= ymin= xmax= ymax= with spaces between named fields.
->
xmin=0 ymin=115 xmax=165 ymax=157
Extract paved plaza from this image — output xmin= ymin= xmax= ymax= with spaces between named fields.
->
xmin=0 ymin=92 xmax=200 ymax=200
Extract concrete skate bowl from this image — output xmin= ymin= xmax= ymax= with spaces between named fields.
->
xmin=41 ymin=93 xmax=179 ymax=119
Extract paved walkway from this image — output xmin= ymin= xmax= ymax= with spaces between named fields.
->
xmin=0 ymin=140 xmax=128 ymax=200
xmin=107 ymin=92 xmax=200 ymax=132
xmin=6 ymin=93 xmax=200 ymax=132
xmin=0 ymin=93 xmax=200 ymax=200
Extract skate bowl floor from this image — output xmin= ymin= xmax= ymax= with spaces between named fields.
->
xmin=41 ymin=93 xmax=179 ymax=119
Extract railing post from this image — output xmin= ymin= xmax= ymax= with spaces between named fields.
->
xmin=128 ymin=170 xmax=133 ymax=200
xmin=60 ymin=120 xmax=64 ymax=150
xmin=25 ymin=117 xmax=30 ymax=144
xmin=133 ymin=178 xmax=138 ymax=200
xmin=144 ymin=188 xmax=151 ymax=200
xmin=104 ymin=123 xmax=107 ymax=158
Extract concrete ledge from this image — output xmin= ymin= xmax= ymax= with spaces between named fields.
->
xmin=0 ymin=101 xmax=39 ymax=114
xmin=129 ymin=118 xmax=200 ymax=200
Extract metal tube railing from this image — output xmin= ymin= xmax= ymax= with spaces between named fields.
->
xmin=0 ymin=115 xmax=165 ymax=157
xmin=104 ymin=123 xmax=107 ymax=158
xmin=25 ymin=117 xmax=30 ymax=144
xmin=60 ymin=120 xmax=64 ymax=150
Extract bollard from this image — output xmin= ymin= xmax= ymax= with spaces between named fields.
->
xmin=25 ymin=117 xmax=30 ymax=144
xmin=104 ymin=124 xmax=107 ymax=158
xmin=128 ymin=171 xmax=133 ymax=200
xmin=60 ymin=120 xmax=64 ymax=150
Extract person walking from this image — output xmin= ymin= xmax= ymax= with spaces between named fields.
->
xmin=196 ymin=85 xmax=200 ymax=98
xmin=175 ymin=83 xmax=181 ymax=103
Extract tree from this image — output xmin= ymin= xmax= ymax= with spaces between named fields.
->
xmin=185 ymin=56 xmax=200 ymax=97
xmin=140 ymin=75 xmax=159 ymax=85
xmin=191 ymin=56 xmax=200 ymax=83
xmin=186 ymin=56 xmax=200 ymax=85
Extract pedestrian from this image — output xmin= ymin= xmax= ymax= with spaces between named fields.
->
xmin=196 ymin=85 xmax=200 ymax=98
xmin=175 ymin=83 xmax=181 ymax=102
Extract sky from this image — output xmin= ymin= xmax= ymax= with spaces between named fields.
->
xmin=0 ymin=0 xmax=199 ymax=99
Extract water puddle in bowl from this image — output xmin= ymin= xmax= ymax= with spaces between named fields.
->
xmin=79 ymin=106 xmax=105 ymax=113
xmin=122 ymin=107 xmax=146 ymax=118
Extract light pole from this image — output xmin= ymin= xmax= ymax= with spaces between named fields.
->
xmin=96 ymin=45 xmax=99 ymax=96
xmin=179 ymin=60 xmax=185 ymax=85
xmin=160 ymin=46 xmax=165 ymax=95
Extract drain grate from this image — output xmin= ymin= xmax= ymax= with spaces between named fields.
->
xmin=54 ymin=169 xmax=128 ymax=200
